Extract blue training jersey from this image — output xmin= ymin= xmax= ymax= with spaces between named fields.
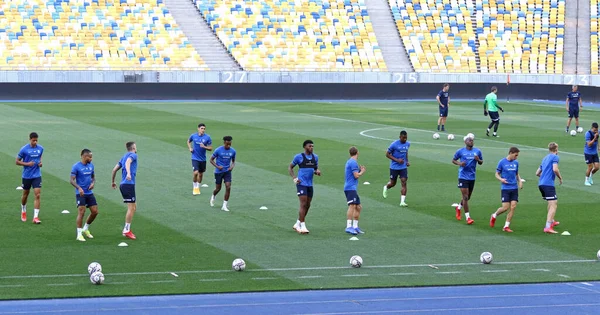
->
xmin=292 ymin=152 xmax=319 ymax=187
xmin=212 ymin=146 xmax=236 ymax=174
xmin=71 ymin=161 xmax=95 ymax=195
xmin=17 ymin=144 xmax=44 ymax=179
xmin=118 ymin=152 xmax=138 ymax=185
xmin=388 ymin=140 xmax=410 ymax=170
xmin=496 ymin=158 xmax=519 ymax=190
xmin=584 ymin=130 xmax=598 ymax=155
xmin=189 ymin=133 xmax=212 ymax=162
xmin=437 ymin=90 xmax=449 ymax=106
xmin=344 ymin=158 xmax=359 ymax=191
xmin=538 ymin=153 xmax=559 ymax=187
xmin=567 ymin=92 xmax=581 ymax=108
xmin=453 ymin=147 xmax=483 ymax=180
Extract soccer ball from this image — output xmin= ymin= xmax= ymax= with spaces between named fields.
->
xmin=570 ymin=130 xmax=577 ymax=136
xmin=433 ymin=133 xmax=440 ymax=140
xmin=90 ymin=271 xmax=104 ymax=285
xmin=480 ymin=252 xmax=493 ymax=264
xmin=88 ymin=262 xmax=102 ymax=275
xmin=597 ymin=249 xmax=600 ymax=260
xmin=447 ymin=134 xmax=455 ymax=141
xmin=577 ymin=127 xmax=584 ymax=133
xmin=466 ymin=133 xmax=475 ymax=140
xmin=232 ymin=258 xmax=246 ymax=271
xmin=350 ymin=255 xmax=363 ymax=268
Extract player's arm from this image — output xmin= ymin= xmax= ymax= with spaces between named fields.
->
xmin=124 ymin=157 xmax=133 ymax=180
xmin=516 ymin=173 xmax=523 ymax=189
xmin=536 ymin=166 xmax=542 ymax=177
xmin=587 ymin=133 xmax=598 ymax=147
xmin=452 ymin=158 xmax=463 ymax=166
xmin=386 ymin=150 xmax=402 ymax=164
xmin=475 ymin=153 xmax=483 ymax=165
xmin=580 ymin=96 xmax=583 ymax=108
xmin=187 ymin=138 xmax=194 ymax=152
xmin=288 ymin=162 xmax=300 ymax=184
xmin=228 ymin=157 xmax=235 ymax=171
xmin=70 ymin=173 xmax=85 ymax=196
xmin=566 ymin=97 xmax=570 ymax=110
xmin=436 ymin=94 xmax=444 ymax=107
xmin=111 ymin=163 xmax=121 ymax=189
xmin=552 ymin=163 xmax=563 ymax=185
xmin=483 ymin=99 xmax=488 ymax=115
xmin=494 ymin=171 xmax=506 ymax=183
xmin=15 ymin=157 xmax=34 ymax=166
xmin=353 ymin=165 xmax=366 ymax=179
xmin=447 ymin=96 xmax=450 ymax=107
xmin=313 ymin=157 xmax=321 ymax=176
xmin=89 ymin=172 xmax=95 ymax=190
xmin=210 ymin=154 xmax=222 ymax=170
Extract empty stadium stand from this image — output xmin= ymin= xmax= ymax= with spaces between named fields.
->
xmin=592 ymin=0 xmax=599 ymax=74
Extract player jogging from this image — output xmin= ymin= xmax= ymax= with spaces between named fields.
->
xmin=452 ymin=135 xmax=483 ymax=225
xmin=536 ymin=142 xmax=563 ymax=234
xmin=288 ymin=140 xmax=321 ymax=234
xmin=437 ymin=83 xmax=450 ymax=131
xmin=584 ymin=122 xmax=599 ymax=186
xmin=484 ymin=86 xmax=504 ymax=137
xmin=566 ymin=85 xmax=583 ymax=133
xmin=490 ymin=147 xmax=522 ymax=232
xmin=210 ymin=136 xmax=236 ymax=212
xmin=70 ymin=149 xmax=98 ymax=242
xmin=383 ymin=130 xmax=411 ymax=207
xmin=344 ymin=146 xmax=366 ymax=235
xmin=187 ymin=123 xmax=212 ymax=195
xmin=16 ymin=132 xmax=44 ymax=224
xmin=111 ymin=141 xmax=138 ymax=240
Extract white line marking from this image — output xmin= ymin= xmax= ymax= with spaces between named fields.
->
xmin=147 ymin=280 xmax=176 ymax=284
xmin=565 ymin=283 xmax=600 ymax=294
xmin=46 ymin=283 xmax=75 ymax=287
xmin=0 ymin=285 xmax=26 ymax=288
xmin=581 ymin=282 xmax=594 ymax=286
xmin=341 ymin=274 xmax=370 ymax=277
xmin=532 ymin=269 xmax=551 ymax=272
xmin=436 ymin=271 xmax=463 ymax=274
xmin=199 ymin=279 xmax=228 ymax=282
xmin=389 ymin=273 xmax=417 ymax=276
xmin=298 ymin=275 xmax=324 ymax=279
xmin=481 ymin=270 xmax=510 ymax=273
xmin=252 ymin=277 xmax=278 ymax=280
xmin=558 ymin=274 xmax=571 ymax=278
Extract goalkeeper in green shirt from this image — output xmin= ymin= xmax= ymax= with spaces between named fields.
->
xmin=484 ymin=86 xmax=504 ymax=137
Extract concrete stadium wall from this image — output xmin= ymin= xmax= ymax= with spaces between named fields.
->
xmin=0 ymin=83 xmax=599 ymax=102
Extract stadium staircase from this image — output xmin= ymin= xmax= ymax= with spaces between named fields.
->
xmin=164 ymin=0 xmax=241 ymax=70
xmin=563 ymin=0 xmax=587 ymax=74
xmin=470 ymin=0 xmax=481 ymax=71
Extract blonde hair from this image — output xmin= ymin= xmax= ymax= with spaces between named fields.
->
xmin=548 ymin=142 xmax=558 ymax=152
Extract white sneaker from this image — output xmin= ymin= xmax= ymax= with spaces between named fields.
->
xmin=210 ymin=198 xmax=215 ymax=207
xmin=221 ymin=206 xmax=230 ymax=212
xmin=76 ymin=235 xmax=86 ymax=242
xmin=292 ymin=222 xmax=299 ymax=231
xmin=585 ymin=180 xmax=592 ymax=186
xmin=383 ymin=185 xmax=388 ymax=199
xmin=300 ymin=227 xmax=309 ymax=234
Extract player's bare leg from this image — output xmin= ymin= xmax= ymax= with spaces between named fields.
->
xmin=383 ymin=178 xmax=396 ymax=199
xmin=400 ymin=177 xmax=408 ymax=206
xmin=297 ymin=196 xmax=311 ymax=234
xmin=221 ymin=182 xmax=231 ymax=211
xmin=32 ymin=188 xmax=41 ymax=224
xmin=490 ymin=202 xmax=509 ymax=227
xmin=566 ymin=117 xmax=573 ymax=132
xmin=192 ymin=170 xmax=200 ymax=195
xmin=544 ymin=200 xmax=558 ymax=234
xmin=352 ymin=204 xmax=363 ymax=233
xmin=211 ymin=184 xmax=221 ymax=207
xmin=503 ymin=201 xmax=517 ymax=232
xmin=345 ymin=204 xmax=356 ymax=235
xmin=20 ymin=189 xmax=30 ymax=222
xmin=123 ymin=203 xmax=137 ymax=239
xmin=456 ymin=187 xmax=470 ymax=220
xmin=76 ymin=206 xmax=87 ymax=241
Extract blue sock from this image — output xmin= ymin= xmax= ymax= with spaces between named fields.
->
xmin=441 ymin=125 xmax=445 ymax=131
xmin=437 ymin=125 xmax=440 ymax=131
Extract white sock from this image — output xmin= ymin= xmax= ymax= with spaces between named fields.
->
xmin=401 ymin=195 xmax=406 ymax=203
xmin=300 ymin=222 xmax=306 ymax=230
xmin=586 ymin=176 xmax=589 ymax=182
xmin=504 ymin=221 xmax=510 ymax=228
xmin=21 ymin=204 xmax=26 ymax=213
xmin=223 ymin=200 xmax=228 ymax=207
xmin=492 ymin=213 xmax=497 ymax=219
xmin=83 ymin=223 xmax=90 ymax=231
xmin=545 ymin=221 xmax=552 ymax=229
xmin=77 ymin=228 xmax=82 ymax=236
xmin=352 ymin=220 xmax=358 ymax=228
xmin=193 ymin=182 xmax=198 ymax=188
xmin=457 ymin=204 xmax=462 ymax=210
xmin=347 ymin=220 xmax=352 ymax=228
xmin=211 ymin=195 xmax=215 ymax=201
xmin=465 ymin=212 xmax=471 ymax=219
xmin=34 ymin=209 xmax=39 ymax=218
xmin=123 ymin=223 xmax=131 ymax=233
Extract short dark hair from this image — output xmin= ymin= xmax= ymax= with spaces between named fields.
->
xmin=400 ymin=130 xmax=407 ymax=136
xmin=508 ymin=147 xmax=520 ymax=154
xmin=29 ymin=132 xmax=38 ymax=139
xmin=303 ymin=140 xmax=314 ymax=147
xmin=198 ymin=123 xmax=206 ymax=128
xmin=443 ymin=83 xmax=449 ymax=88
xmin=349 ymin=146 xmax=358 ymax=156
xmin=126 ymin=141 xmax=135 ymax=151
xmin=592 ymin=122 xmax=598 ymax=129
xmin=81 ymin=148 xmax=92 ymax=156
xmin=491 ymin=86 xmax=498 ymax=92
xmin=223 ymin=136 xmax=233 ymax=142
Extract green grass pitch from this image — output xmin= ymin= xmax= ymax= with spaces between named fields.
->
xmin=0 ymin=100 xmax=599 ymax=300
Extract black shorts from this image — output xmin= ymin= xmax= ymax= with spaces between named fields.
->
xmin=192 ymin=160 xmax=207 ymax=173
xmin=458 ymin=179 xmax=475 ymax=192
xmin=76 ymin=194 xmax=98 ymax=208
xmin=215 ymin=171 xmax=232 ymax=184
xmin=390 ymin=168 xmax=408 ymax=180
xmin=297 ymin=185 xmax=314 ymax=198
xmin=539 ymin=185 xmax=557 ymax=201
xmin=585 ymin=154 xmax=599 ymax=164
xmin=344 ymin=190 xmax=361 ymax=205
xmin=489 ymin=111 xmax=500 ymax=122
xmin=568 ymin=108 xmax=579 ymax=118
xmin=501 ymin=189 xmax=519 ymax=203
xmin=119 ymin=184 xmax=136 ymax=203
xmin=22 ymin=177 xmax=42 ymax=190
xmin=439 ymin=106 xmax=448 ymax=117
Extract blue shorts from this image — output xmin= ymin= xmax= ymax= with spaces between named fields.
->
xmin=489 ymin=111 xmax=500 ymax=122
xmin=439 ymin=106 xmax=448 ymax=117
xmin=585 ymin=154 xmax=599 ymax=164
xmin=76 ymin=194 xmax=98 ymax=208
xmin=501 ymin=189 xmax=519 ymax=203
xmin=22 ymin=177 xmax=42 ymax=190
xmin=568 ymin=108 xmax=579 ymax=118
xmin=297 ymin=185 xmax=314 ymax=198
xmin=192 ymin=160 xmax=207 ymax=173
xmin=390 ymin=168 xmax=408 ymax=180
xmin=215 ymin=171 xmax=232 ymax=184
xmin=119 ymin=184 xmax=136 ymax=203
xmin=538 ymin=185 xmax=557 ymax=201
xmin=344 ymin=190 xmax=361 ymax=205
xmin=458 ymin=179 xmax=475 ymax=192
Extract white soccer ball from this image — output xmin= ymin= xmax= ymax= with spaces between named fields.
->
xmin=597 ymin=249 xmax=600 ymax=260
xmin=570 ymin=130 xmax=577 ymax=136
xmin=466 ymin=133 xmax=475 ymax=140
xmin=433 ymin=133 xmax=440 ymax=140
xmin=577 ymin=127 xmax=584 ymax=133
xmin=88 ymin=262 xmax=102 ymax=275
xmin=90 ymin=271 xmax=104 ymax=285
xmin=447 ymin=134 xmax=455 ymax=141
xmin=350 ymin=255 xmax=363 ymax=268
xmin=480 ymin=252 xmax=493 ymax=264
xmin=232 ymin=258 xmax=246 ymax=271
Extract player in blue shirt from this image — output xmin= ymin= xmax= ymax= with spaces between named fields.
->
xmin=16 ymin=132 xmax=44 ymax=224
xmin=344 ymin=146 xmax=366 ymax=235
xmin=70 ymin=149 xmax=98 ymax=242
xmin=436 ymin=83 xmax=450 ymax=131
xmin=187 ymin=123 xmax=212 ymax=195
xmin=288 ymin=140 xmax=321 ymax=234
xmin=452 ymin=135 xmax=483 ymax=225
xmin=210 ymin=136 xmax=236 ymax=212
xmin=536 ymin=142 xmax=563 ymax=234
xmin=383 ymin=131 xmax=411 ymax=207
xmin=565 ymin=85 xmax=583 ymax=133
xmin=584 ymin=122 xmax=599 ymax=186
xmin=490 ymin=147 xmax=522 ymax=233
xmin=111 ymin=141 xmax=138 ymax=240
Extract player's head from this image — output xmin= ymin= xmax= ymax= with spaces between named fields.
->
xmin=399 ymin=130 xmax=408 ymax=143
xmin=464 ymin=136 xmax=474 ymax=148
xmin=29 ymin=132 xmax=38 ymax=146
xmin=223 ymin=136 xmax=232 ymax=149
xmin=303 ymin=140 xmax=314 ymax=154
xmin=443 ymin=83 xmax=450 ymax=91
xmin=491 ymin=86 xmax=498 ymax=93
xmin=591 ymin=122 xmax=598 ymax=132
xmin=508 ymin=147 xmax=520 ymax=160
xmin=349 ymin=146 xmax=358 ymax=157
xmin=572 ymin=85 xmax=578 ymax=92
xmin=126 ymin=141 xmax=136 ymax=153
xmin=198 ymin=123 xmax=206 ymax=134
xmin=81 ymin=148 xmax=93 ymax=163
xmin=548 ymin=142 xmax=558 ymax=154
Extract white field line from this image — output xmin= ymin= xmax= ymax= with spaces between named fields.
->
xmin=565 ymin=283 xmax=600 ymax=294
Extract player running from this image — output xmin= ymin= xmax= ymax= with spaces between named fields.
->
xmin=584 ymin=122 xmax=599 ymax=186
xmin=344 ymin=146 xmax=366 ymax=235
xmin=288 ymin=140 xmax=321 ymax=234
xmin=70 ymin=149 xmax=98 ymax=242
xmin=436 ymin=83 xmax=450 ymax=131
xmin=111 ymin=141 xmax=138 ymax=240
xmin=16 ymin=132 xmax=44 ymax=224
xmin=566 ymin=85 xmax=583 ymax=133
xmin=490 ymin=147 xmax=523 ymax=232
xmin=210 ymin=136 xmax=236 ymax=212
xmin=187 ymin=123 xmax=212 ymax=195
xmin=536 ymin=142 xmax=563 ymax=234
xmin=484 ymin=86 xmax=504 ymax=137
xmin=383 ymin=130 xmax=411 ymax=207
xmin=452 ymin=135 xmax=483 ymax=224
